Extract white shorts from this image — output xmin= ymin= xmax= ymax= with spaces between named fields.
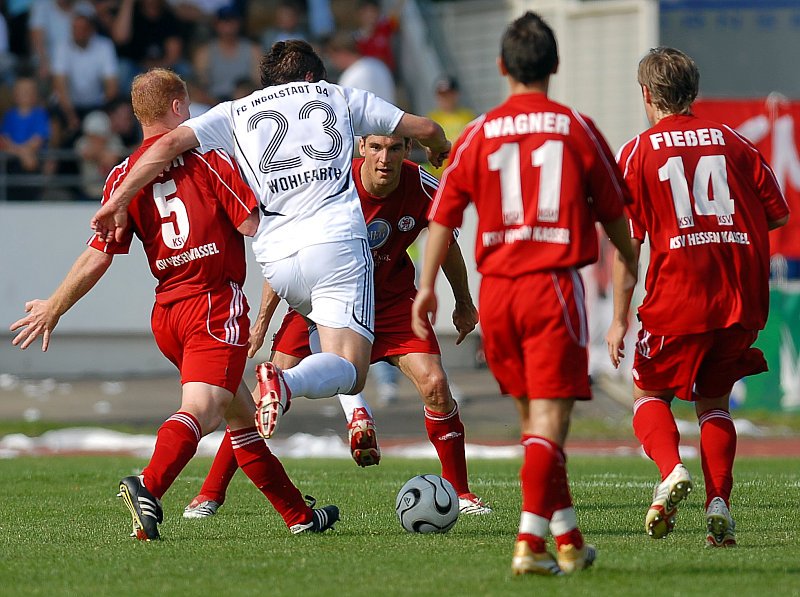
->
xmin=261 ymin=239 xmax=375 ymax=342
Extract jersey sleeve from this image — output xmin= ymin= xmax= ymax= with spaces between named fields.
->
xmin=428 ymin=118 xmax=483 ymax=229
xmin=87 ymin=160 xmax=135 ymax=255
xmin=194 ymin=149 xmax=258 ymax=228
xmin=616 ymin=135 xmax=647 ymax=241
xmin=724 ymin=126 xmax=790 ymax=223
xmin=182 ymin=102 xmax=236 ymax=156
xmin=576 ymin=113 xmax=630 ymax=223
xmin=342 ymin=86 xmax=404 ymax=137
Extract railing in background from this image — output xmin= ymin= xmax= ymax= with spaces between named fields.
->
xmin=0 ymin=149 xmax=103 ymax=202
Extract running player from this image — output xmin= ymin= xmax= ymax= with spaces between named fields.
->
xmin=90 ymin=41 xmax=450 ymax=443
xmin=182 ymin=133 xmax=491 ymax=519
xmin=412 ymin=12 xmax=637 ymax=575
xmin=608 ymin=47 xmax=789 ymax=546
xmin=10 ymin=68 xmax=339 ymax=540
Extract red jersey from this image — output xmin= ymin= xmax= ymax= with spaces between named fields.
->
xmin=429 ymin=92 xmax=628 ymax=278
xmin=354 ymin=158 xmax=438 ymax=303
xmin=617 ymin=113 xmax=789 ymax=334
xmin=89 ymin=135 xmax=258 ymax=305
xmin=356 ymin=17 xmax=398 ymax=71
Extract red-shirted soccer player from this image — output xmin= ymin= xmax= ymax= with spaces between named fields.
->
xmin=412 ymin=12 xmax=637 ymax=575
xmin=9 ymin=68 xmax=339 ymax=540
xmin=182 ymin=133 xmax=493 ymax=519
xmin=608 ymin=47 xmax=789 ymax=547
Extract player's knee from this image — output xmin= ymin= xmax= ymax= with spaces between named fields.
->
xmin=419 ymin=370 xmax=450 ymax=407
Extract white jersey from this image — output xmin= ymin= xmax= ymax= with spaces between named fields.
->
xmin=183 ymin=80 xmax=404 ymax=262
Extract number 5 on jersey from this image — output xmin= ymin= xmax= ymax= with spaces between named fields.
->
xmin=153 ymin=179 xmax=190 ymax=249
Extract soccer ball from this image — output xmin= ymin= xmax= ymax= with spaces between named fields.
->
xmin=395 ymin=474 xmax=459 ymax=533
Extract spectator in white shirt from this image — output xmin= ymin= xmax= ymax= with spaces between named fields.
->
xmin=28 ymin=0 xmax=75 ymax=79
xmin=326 ymin=31 xmax=395 ymax=104
xmin=52 ymin=2 xmax=119 ymax=134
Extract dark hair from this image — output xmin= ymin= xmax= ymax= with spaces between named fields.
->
xmin=260 ymin=40 xmax=327 ymax=87
xmin=500 ymin=11 xmax=558 ymax=85
xmin=638 ymin=47 xmax=699 ymax=115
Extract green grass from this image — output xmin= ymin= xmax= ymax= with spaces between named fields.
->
xmin=0 ymin=456 xmax=799 ymax=596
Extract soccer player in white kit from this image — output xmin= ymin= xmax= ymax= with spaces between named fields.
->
xmin=91 ymin=40 xmax=451 ymax=438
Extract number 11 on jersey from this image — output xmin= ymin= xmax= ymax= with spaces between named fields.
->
xmin=488 ymin=140 xmax=563 ymax=226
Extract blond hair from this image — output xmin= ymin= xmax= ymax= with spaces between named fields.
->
xmin=638 ymin=47 xmax=699 ymax=115
xmin=131 ymin=68 xmax=187 ymax=127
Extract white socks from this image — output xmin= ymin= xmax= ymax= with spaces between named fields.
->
xmin=337 ymin=392 xmax=373 ymax=423
xmin=282 ymin=352 xmax=357 ymax=398
xmin=301 ymin=322 xmax=371 ymax=421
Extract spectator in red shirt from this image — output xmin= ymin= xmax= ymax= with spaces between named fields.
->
xmin=355 ymin=0 xmax=400 ymax=73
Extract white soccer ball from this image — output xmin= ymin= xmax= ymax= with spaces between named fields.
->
xmin=395 ymin=474 xmax=459 ymax=533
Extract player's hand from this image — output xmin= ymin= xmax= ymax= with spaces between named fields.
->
xmin=605 ymin=319 xmax=628 ymax=369
xmin=9 ymin=300 xmax=60 ymax=352
xmin=452 ymin=300 xmax=478 ymax=345
xmin=248 ymin=321 xmax=268 ymax=359
xmin=91 ymin=199 xmax=129 ymax=244
xmin=426 ymin=140 xmax=451 ymax=169
xmin=412 ymin=287 xmax=438 ymax=340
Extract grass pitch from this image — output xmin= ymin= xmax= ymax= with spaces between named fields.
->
xmin=0 ymin=456 xmax=798 ymax=596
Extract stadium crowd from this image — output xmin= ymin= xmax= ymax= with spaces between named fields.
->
xmin=0 ymin=0 xmax=409 ymax=201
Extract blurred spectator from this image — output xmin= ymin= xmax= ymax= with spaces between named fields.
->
xmin=231 ymin=76 xmax=257 ymax=99
xmin=261 ymin=0 xmax=307 ymax=51
xmin=170 ymin=0 xmax=234 ymax=41
xmin=75 ymin=109 xmax=124 ymax=199
xmin=425 ymin=76 xmax=475 ymax=178
xmin=105 ymin=96 xmax=142 ymax=148
xmin=0 ymin=75 xmax=49 ymax=199
xmin=92 ymin=0 xmax=117 ymax=37
xmin=0 ymin=12 xmax=14 ymax=83
xmin=305 ymin=0 xmax=334 ymax=42
xmin=111 ymin=0 xmax=184 ymax=91
xmin=186 ymin=76 xmax=212 ymax=117
xmin=326 ymin=31 xmax=395 ymax=103
xmin=6 ymin=0 xmax=34 ymax=59
xmin=194 ymin=6 xmax=259 ymax=102
xmin=28 ymin=0 xmax=75 ymax=80
xmin=52 ymin=2 xmax=119 ymax=135
xmin=355 ymin=0 xmax=401 ymax=73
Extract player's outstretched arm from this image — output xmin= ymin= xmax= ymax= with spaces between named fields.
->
xmin=91 ymin=126 xmax=200 ymax=243
xmin=9 ymin=248 xmax=113 ymax=351
xmin=412 ymin=222 xmax=454 ymax=340
xmin=393 ymin=114 xmax=451 ymax=168
xmin=248 ymin=279 xmax=282 ymax=359
xmin=441 ymin=240 xmax=478 ymax=345
xmin=605 ymin=237 xmax=642 ymax=369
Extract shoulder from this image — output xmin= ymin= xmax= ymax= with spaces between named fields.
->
xmin=616 ymin=134 xmax=644 ymax=171
xmin=403 ymin=160 xmax=439 ymax=198
xmin=102 ymin=156 xmax=133 ymax=198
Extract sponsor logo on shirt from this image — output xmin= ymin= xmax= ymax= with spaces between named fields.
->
xmin=668 ymin=230 xmax=750 ymax=250
xmin=155 ymin=242 xmax=220 ymax=270
xmin=367 ymin=219 xmax=392 ymax=249
xmin=397 ymin=215 xmax=415 ymax=232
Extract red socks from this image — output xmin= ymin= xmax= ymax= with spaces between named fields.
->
xmin=230 ymin=426 xmax=311 ymax=528
xmin=197 ymin=427 xmax=239 ymax=504
xmin=424 ymin=404 xmax=469 ymax=495
xmin=699 ymin=409 xmax=737 ymax=508
xmin=143 ymin=412 xmax=201 ymax=499
xmin=518 ymin=435 xmax=583 ymax=552
xmin=633 ymin=397 xmax=681 ymax=479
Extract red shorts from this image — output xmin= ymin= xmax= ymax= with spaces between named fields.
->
xmin=479 ymin=270 xmax=591 ymax=400
xmin=272 ymin=291 xmax=439 ymax=363
xmin=151 ymin=285 xmax=250 ymax=394
xmin=632 ymin=325 xmax=767 ymax=401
